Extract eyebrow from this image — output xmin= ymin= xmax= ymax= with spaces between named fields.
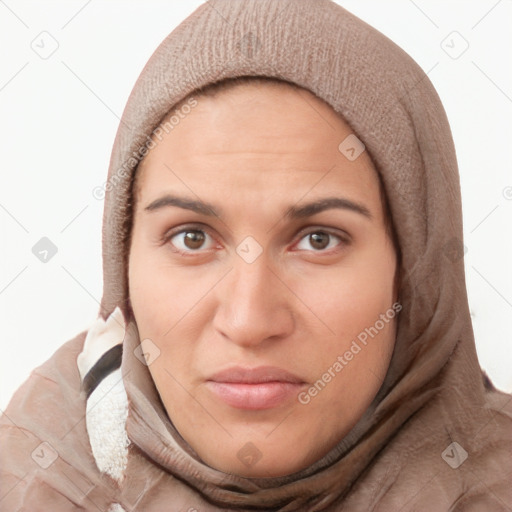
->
xmin=144 ymin=194 xmax=372 ymax=220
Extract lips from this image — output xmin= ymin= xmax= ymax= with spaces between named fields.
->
xmin=205 ymin=366 xmax=306 ymax=410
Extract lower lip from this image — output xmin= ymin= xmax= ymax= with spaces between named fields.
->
xmin=206 ymin=381 xmax=304 ymax=410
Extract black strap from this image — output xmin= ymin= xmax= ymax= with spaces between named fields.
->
xmin=82 ymin=344 xmax=123 ymax=399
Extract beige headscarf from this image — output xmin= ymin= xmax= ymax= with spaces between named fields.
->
xmin=94 ymin=0 xmax=512 ymax=508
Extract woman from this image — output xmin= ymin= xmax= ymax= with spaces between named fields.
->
xmin=1 ymin=0 xmax=511 ymax=510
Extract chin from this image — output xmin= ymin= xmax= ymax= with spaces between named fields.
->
xmin=212 ymin=453 xmax=306 ymax=479
xmin=194 ymin=433 xmax=324 ymax=479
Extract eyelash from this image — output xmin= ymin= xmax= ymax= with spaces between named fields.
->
xmin=162 ymin=223 xmax=350 ymax=257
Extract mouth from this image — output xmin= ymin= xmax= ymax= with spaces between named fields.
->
xmin=205 ymin=365 xmax=306 ymax=410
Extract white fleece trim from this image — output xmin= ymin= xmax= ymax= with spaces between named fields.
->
xmin=77 ymin=306 xmax=125 ymax=379
xmin=86 ymin=367 xmax=130 ymax=483
xmin=77 ymin=308 xmax=130 ymax=484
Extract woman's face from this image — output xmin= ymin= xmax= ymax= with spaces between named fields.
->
xmin=128 ymin=82 xmax=398 ymax=477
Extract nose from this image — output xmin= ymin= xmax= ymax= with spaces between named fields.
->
xmin=213 ymin=254 xmax=295 ymax=348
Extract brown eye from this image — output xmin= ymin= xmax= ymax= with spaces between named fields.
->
xmin=309 ymin=232 xmax=330 ymax=250
xmin=166 ymin=228 xmax=214 ymax=253
xmin=183 ymin=230 xmax=206 ymax=249
xmin=295 ymin=230 xmax=346 ymax=252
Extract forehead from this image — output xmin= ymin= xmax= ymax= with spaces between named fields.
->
xmin=135 ymin=83 xmax=381 ymax=213
xmin=167 ymin=83 xmax=351 ymax=152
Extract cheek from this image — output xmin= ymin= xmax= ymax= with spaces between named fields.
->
xmin=295 ymin=278 xmax=397 ymax=440
xmin=128 ymin=244 xmax=197 ymax=395
xmin=294 ymin=237 xmax=397 ymax=395
xmin=298 ymin=238 xmax=396 ymax=342
xmin=128 ymin=236 xmax=182 ymax=338
xmin=128 ymin=237 xmax=215 ymax=376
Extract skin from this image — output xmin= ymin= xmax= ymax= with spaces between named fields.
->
xmin=128 ymin=82 xmax=398 ymax=478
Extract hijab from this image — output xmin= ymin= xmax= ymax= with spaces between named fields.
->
xmin=3 ymin=0 xmax=511 ymax=510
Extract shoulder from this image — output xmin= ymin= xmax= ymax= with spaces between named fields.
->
xmin=411 ymin=385 xmax=512 ymax=508
xmin=342 ymin=380 xmax=512 ymax=510
xmin=2 ymin=331 xmax=87 ymax=438
xmin=0 ymin=331 xmax=118 ymax=510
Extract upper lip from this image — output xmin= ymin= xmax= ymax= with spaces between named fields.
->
xmin=207 ymin=365 xmax=305 ymax=384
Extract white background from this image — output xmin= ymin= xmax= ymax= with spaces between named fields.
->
xmin=1 ymin=0 xmax=511 ymax=410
